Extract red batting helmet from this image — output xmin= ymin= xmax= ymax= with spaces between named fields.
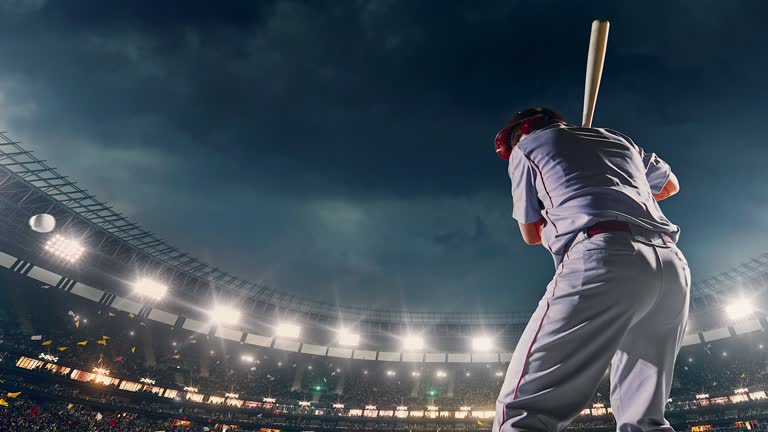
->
xmin=494 ymin=107 xmax=565 ymax=160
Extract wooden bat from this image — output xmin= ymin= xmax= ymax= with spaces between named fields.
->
xmin=582 ymin=20 xmax=610 ymax=127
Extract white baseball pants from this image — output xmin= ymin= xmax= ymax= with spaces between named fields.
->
xmin=494 ymin=228 xmax=690 ymax=432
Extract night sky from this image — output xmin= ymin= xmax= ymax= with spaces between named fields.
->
xmin=1 ymin=1 xmax=766 ymax=313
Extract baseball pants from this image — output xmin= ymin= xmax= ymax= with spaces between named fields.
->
xmin=494 ymin=227 xmax=690 ymax=432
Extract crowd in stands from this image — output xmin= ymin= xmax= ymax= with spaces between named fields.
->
xmin=0 ymin=397 xmax=193 ymax=431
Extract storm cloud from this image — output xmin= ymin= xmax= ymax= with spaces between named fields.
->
xmin=1 ymin=0 xmax=766 ymax=312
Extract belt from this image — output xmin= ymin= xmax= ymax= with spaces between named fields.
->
xmin=586 ymin=220 xmax=631 ymax=238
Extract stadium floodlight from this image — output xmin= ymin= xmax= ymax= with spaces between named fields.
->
xmin=426 ymin=406 xmax=438 ymax=411
xmin=275 ymin=322 xmax=301 ymax=338
xmin=725 ymin=298 xmax=754 ymax=320
xmin=93 ymin=367 xmax=110 ymax=375
xmin=184 ymin=386 xmax=199 ymax=392
xmin=402 ymin=335 xmax=424 ymax=351
xmin=210 ymin=304 xmax=241 ymax=325
xmin=386 ymin=370 xmax=396 ymax=377
xmin=460 ymin=406 xmax=472 ymax=411
xmin=299 ymin=401 xmax=311 ymax=407
xmin=133 ymin=278 xmax=168 ymax=300
xmin=592 ymin=403 xmax=605 ymax=408
xmin=365 ymin=405 xmax=377 ymax=410
xmin=225 ymin=392 xmax=239 ymax=398
xmin=495 ymin=371 xmax=504 ymax=377
xmin=436 ymin=370 xmax=447 ymax=378
xmin=337 ymin=328 xmax=360 ymax=347
xmin=411 ymin=371 xmax=421 ymax=377
xmin=333 ymin=403 xmax=344 ymax=409
xmin=241 ymin=355 xmax=254 ymax=363
xmin=396 ymin=406 xmax=408 ymax=411
xmin=43 ymin=234 xmax=85 ymax=263
xmin=695 ymin=393 xmax=709 ymax=400
xmin=140 ymin=377 xmax=155 ymax=385
xmin=735 ymin=388 xmax=749 ymax=394
xmin=38 ymin=353 xmax=58 ymax=363
xmin=263 ymin=397 xmax=276 ymax=403
xmin=472 ymin=336 xmax=494 ymax=352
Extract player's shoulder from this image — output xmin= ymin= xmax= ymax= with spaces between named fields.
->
xmin=599 ymin=127 xmax=636 ymax=145
xmin=517 ymin=123 xmax=564 ymax=153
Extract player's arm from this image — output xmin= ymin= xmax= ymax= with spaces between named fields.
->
xmin=653 ymin=172 xmax=679 ymax=201
xmin=509 ymin=148 xmax=545 ymax=246
xmin=605 ymin=129 xmax=679 ymax=202
xmin=518 ymin=219 xmax=545 ymax=245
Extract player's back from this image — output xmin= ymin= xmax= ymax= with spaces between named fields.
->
xmin=514 ymin=123 xmax=678 ymax=259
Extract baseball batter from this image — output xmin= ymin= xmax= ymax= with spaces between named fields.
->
xmin=492 ymin=108 xmax=690 ymax=432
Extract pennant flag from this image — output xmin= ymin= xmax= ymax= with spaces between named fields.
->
xmin=68 ymin=310 xmax=75 ymax=317
xmin=172 ymin=354 xmax=181 ymax=359
xmin=41 ymin=340 xmax=52 ymax=346
xmin=190 ymin=339 xmax=197 ymax=344
xmin=102 ymin=336 xmax=110 ymax=340
xmin=67 ymin=403 xmax=74 ymax=409
xmin=77 ymin=341 xmax=88 ymax=346
xmin=741 ymin=373 xmax=747 ymax=379
xmin=57 ymin=347 xmax=67 ymax=352
xmin=95 ymin=412 xmax=103 ymax=421
xmin=75 ymin=321 xmax=80 ymax=328
xmin=96 ymin=339 xmax=107 ymax=346
xmin=108 ymin=418 xmax=118 ymax=426
xmin=114 ymin=356 xmax=124 ymax=362
xmin=108 ymin=312 xmax=116 ymax=317
xmin=6 ymin=392 xmax=21 ymax=399
xmin=128 ymin=313 xmax=135 ymax=318
xmin=131 ymin=347 xmax=136 ymax=353
xmin=29 ymin=406 xmax=39 ymax=417
xmin=477 ymin=420 xmax=484 ymax=426
xmin=0 ymin=399 xmax=8 ymax=407
xmin=30 ymin=335 xmax=42 ymax=341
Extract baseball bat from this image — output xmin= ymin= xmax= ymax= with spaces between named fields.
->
xmin=582 ymin=20 xmax=610 ymax=127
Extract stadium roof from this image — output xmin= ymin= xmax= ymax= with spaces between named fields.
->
xmin=0 ymin=130 xmax=766 ymax=324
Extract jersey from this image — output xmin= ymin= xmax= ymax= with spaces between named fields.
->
xmin=508 ymin=123 xmax=679 ymax=267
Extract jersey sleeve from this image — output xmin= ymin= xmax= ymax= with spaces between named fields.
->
xmin=508 ymin=147 xmax=544 ymax=224
xmin=604 ymin=128 xmax=672 ymax=194
xmin=640 ymin=149 xmax=672 ymax=194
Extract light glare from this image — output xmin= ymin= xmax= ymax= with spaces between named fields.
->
xmin=134 ymin=278 xmax=168 ymax=300
xmin=725 ymin=298 xmax=754 ymax=320
xmin=275 ymin=323 xmax=301 ymax=338
xmin=337 ymin=328 xmax=360 ymax=347
xmin=472 ymin=336 xmax=494 ymax=351
xmin=402 ymin=335 xmax=424 ymax=351
xmin=210 ymin=305 xmax=241 ymax=325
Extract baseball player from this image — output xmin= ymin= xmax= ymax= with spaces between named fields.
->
xmin=492 ymin=107 xmax=690 ymax=432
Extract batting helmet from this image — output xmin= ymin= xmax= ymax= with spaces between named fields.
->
xmin=494 ymin=107 xmax=565 ymax=160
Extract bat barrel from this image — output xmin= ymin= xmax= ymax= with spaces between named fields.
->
xmin=582 ymin=20 xmax=610 ymax=128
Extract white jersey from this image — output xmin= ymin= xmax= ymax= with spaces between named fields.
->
xmin=508 ymin=123 xmax=679 ymax=266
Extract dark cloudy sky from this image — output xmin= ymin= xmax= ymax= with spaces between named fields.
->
xmin=1 ymin=0 xmax=766 ymax=313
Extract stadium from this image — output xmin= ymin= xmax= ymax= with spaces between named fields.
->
xmin=0 ymin=129 xmax=768 ymax=430
xmin=2 ymin=2 xmax=768 ymax=432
